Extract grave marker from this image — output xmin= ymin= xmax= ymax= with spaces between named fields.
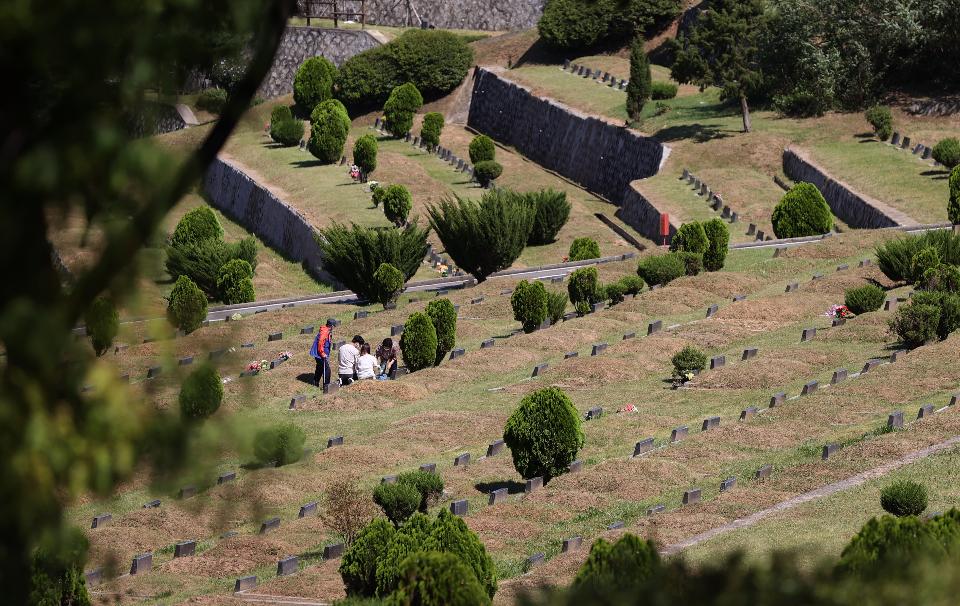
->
xmin=862 ymin=359 xmax=882 ymax=373
xmin=234 ymin=576 xmax=257 ymax=592
xmin=891 ymin=132 xmax=901 ymax=146
xmin=354 ymin=310 xmax=368 ymax=319
xmin=831 ymin=369 xmax=848 ymax=384
xmin=884 ymin=299 xmax=898 ymax=311
xmin=147 ymin=366 xmax=162 ymax=379
xmin=239 ymin=369 xmax=259 ymax=378
xmin=770 ymin=392 xmax=786 ymax=407
xmin=683 ymin=488 xmax=701 ymax=505
xmin=592 ymin=302 xmax=605 ymax=313
xmin=755 ymin=464 xmax=773 ymax=480
xmin=526 ymin=553 xmax=546 ymax=571
xmin=632 ymin=438 xmax=655 ymax=457
xmin=747 ymin=223 xmax=756 ymax=236
xmin=390 ymin=324 xmax=404 ymax=337
xmin=702 ymin=416 xmax=721 ymax=431
xmin=733 ymin=294 xmax=747 ymax=302
xmin=710 ymin=355 xmax=725 ymax=369
xmin=532 ymin=363 xmax=549 ymax=377
xmin=801 ymin=327 xmax=816 ymax=342
xmin=267 ymin=332 xmax=282 ymax=342
xmin=720 ymin=477 xmax=737 ymax=492
xmin=890 ymin=350 xmax=907 ymax=363
xmin=487 ymin=440 xmax=505 ymax=457
xmin=858 ymin=259 xmax=872 ymax=267
xmin=481 ymin=338 xmax=495 ymax=349
xmin=837 ymin=264 xmax=849 ymax=271
xmin=740 ymin=407 xmax=758 ymax=421
xmin=143 ymin=499 xmax=161 ymax=508
xmin=742 ymin=348 xmax=758 ymax=360
xmin=450 ymin=500 xmax=469 ymax=516
xmin=917 ymin=404 xmax=934 ymax=419
xmin=174 ymin=541 xmax=196 ymax=558
xmin=489 ymin=488 xmax=509 ymax=505
xmin=130 ymin=553 xmax=152 ymax=575
xmin=671 ymin=426 xmax=688 ymax=442
xmin=300 ymin=326 xmax=315 ymax=335
xmin=324 ymin=543 xmax=345 ymax=559
xmin=562 ymin=536 xmax=583 ymax=552
xmin=802 ymin=380 xmax=819 ymax=395
xmin=454 ymin=452 xmax=470 ymax=466
xmin=471 ymin=296 xmax=485 ymax=304
xmin=774 ymin=247 xmax=786 ymax=258
xmin=327 ymin=436 xmax=344 ymax=448
xmin=420 ymin=463 xmax=437 ymax=473
xmin=591 ymin=343 xmax=608 ymax=356
xmin=832 ymin=318 xmax=846 ymax=327
xmin=217 ymin=471 xmax=236 ymax=484
xmin=623 ymin=331 xmax=636 ymax=340
xmin=568 ymin=459 xmax=583 ymax=473
xmin=564 ymin=351 xmax=579 ymax=359
xmin=298 ymin=502 xmax=318 ymax=518
xmin=785 ymin=282 xmax=799 ymax=292
xmin=260 ymin=517 xmax=280 ymax=534
xmin=241 ymin=342 xmax=254 ymax=348
xmin=706 ymin=304 xmax=719 ymax=318
xmin=525 ymin=477 xmax=543 ymax=493
xmin=290 ymin=394 xmax=306 ymax=409
xmin=449 ymin=348 xmax=465 ymax=360
xmin=822 ymin=443 xmax=839 ymax=459
xmin=179 ymin=485 xmax=197 ymax=499
xmin=323 ymin=382 xmax=339 ymax=395
xmin=586 ymin=406 xmax=603 ymax=420
xmin=607 ymin=521 xmax=625 ymax=530
xmin=647 ymin=320 xmax=663 ymax=335
xmin=277 ymin=556 xmax=298 ymax=576
xmin=887 ymin=411 xmax=904 ymax=430
xmin=756 ymin=230 xmax=765 ymax=240
xmin=91 ymin=514 xmax=111 ymax=529
xmin=178 ymin=356 xmax=193 ymax=366
xmin=381 ymin=476 xmax=397 ymax=484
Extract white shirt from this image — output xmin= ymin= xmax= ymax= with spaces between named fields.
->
xmin=338 ymin=343 xmax=360 ymax=375
xmin=355 ymin=354 xmax=379 ymax=380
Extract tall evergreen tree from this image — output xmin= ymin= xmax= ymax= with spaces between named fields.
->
xmin=626 ymin=35 xmax=652 ymax=122
xmin=671 ymin=0 xmax=766 ymax=132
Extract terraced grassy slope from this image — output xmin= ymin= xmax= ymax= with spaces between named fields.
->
xmin=69 ymin=229 xmax=960 ymax=604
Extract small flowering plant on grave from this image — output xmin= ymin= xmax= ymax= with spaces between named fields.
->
xmin=826 ymin=304 xmax=854 ymax=319
xmin=247 ymin=359 xmax=269 ymax=372
xmin=618 ymin=404 xmax=638 ymax=414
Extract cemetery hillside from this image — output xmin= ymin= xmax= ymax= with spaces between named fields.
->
xmin=8 ymin=1 xmax=960 ymax=605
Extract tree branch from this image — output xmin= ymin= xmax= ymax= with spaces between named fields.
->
xmin=65 ymin=0 xmax=293 ymax=324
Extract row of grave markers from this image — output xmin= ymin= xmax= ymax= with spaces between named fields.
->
xmin=561 ymin=59 xmax=630 ymax=91
xmin=889 ymin=132 xmax=944 ymax=166
xmin=679 ymin=168 xmax=753 ymax=234
xmin=370 ymin=117 xmax=480 ymax=182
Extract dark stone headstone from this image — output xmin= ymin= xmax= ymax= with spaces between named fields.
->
xmin=822 ymin=443 xmax=839 ymax=459
xmin=525 ymin=477 xmax=543 ymax=493
xmin=471 ymin=296 xmax=485 ymax=305
xmin=755 ymin=464 xmax=773 ymax=480
xmin=178 ymin=356 xmax=193 ymax=366
xmin=756 ymin=230 xmax=765 ymax=240
xmin=419 ymin=463 xmax=437 ymax=473
xmin=733 ymin=294 xmax=747 ymax=302
xmin=174 ymin=540 xmax=196 ymax=558
xmin=701 ymin=416 xmax=720 ymax=431
xmin=770 ymin=392 xmax=786 ymax=407
xmin=785 ymin=282 xmax=799 ymax=292
xmin=802 ymin=380 xmax=819 ymax=395
xmin=130 ymin=553 xmax=152 ymax=575
xmin=239 ymin=369 xmax=259 ymax=378
xmin=324 ymin=543 xmax=345 ymax=559
xmin=950 ymin=393 xmax=959 ymax=406
xmin=179 ymin=485 xmax=196 ymax=499
xmin=747 ymin=223 xmax=756 ymax=236
xmin=486 ymin=440 xmax=505 ymax=457
xmin=217 ymin=471 xmax=236 ymax=485
xmin=671 ymin=426 xmax=688 ymax=443
xmin=742 ymin=347 xmax=758 ymax=360
xmin=147 ymin=366 xmax=162 ymax=379
xmin=647 ymin=504 xmax=666 ymax=515
xmin=234 ymin=575 xmax=257 ymax=592
xmin=564 ymin=351 xmax=578 ymax=359
xmin=623 ymin=331 xmax=636 ymax=340
xmin=91 ymin=513 xmax=111 ymax=529
xmin=918 ymin=404 xmax=934 ymax=419
xmin=592 ymin=301 xmax=605 ymax=313
xmin=632 ymin=438 xmax=655 ymax=457
xmin=720 ymin=477 xmax=737 ymax=492
xmin=327 ymin=435 xmax=344 ymax=448
xmin=607 ymin=520 xmax=625 ymax=530
xmin=532 ymin=363 xmax=549 ymax=377
xmin=890 ymin=349 xmax=907 ymax=363
xmin=831 ymin=369 xmax=848 ymax=384
xmin=267 ymin=332 xmax=282 ymax=342
xmin=591 ymin=343 xmax=608 ymax=356
xmin=647 ymin=320 xmax=663 ymax=335
xmin=740 ymin=407 xmax=758 ymax=421
xmin=241 ymin=342 xmax=255 ymax=348
xmin=489 ymin=488 xmax=509 ymax=505
xmin=832 ymin=318 xmax=846 ymax=327
xmin=683 ymin=488 xmax=701 ymax=505
xmin=706 ymin=304 xmax=719 ymax=318
xmin=887 ymin=411 xmax=904 ymax=430
xmin=450 ymin=499 xmax=469 ymax=516
xmin=884 ymin=299 xmax=898 ymax=312
xmin=143 ymin=499 xmax=161 ymax=508
xmin=562 ymin=536 xmax=583 ymax=552
xmin=449 ymin=348 xmax=465 ymax=360
xmin=891 ymin=132 xmax=901 ymax=146
xmin=323 ymin=382 xmax=339 ymax=395
xmin=300 ymin=325 xmax=315 ymax=335
xmin=837 ymin=263 xmax=849 ymax=271
xmin=259 ymin=517 xmax=281 ymax=534
xmin=298 ymin=501 xmax=318 ymax=518
xmin=922 ymin=147 xmax=933 ymax=160
xmin=526 ymin=553 xmax=546 ymax=571
xmin=277 ymin=556 xmax=298 ymax=576
xmin=902 ymin=136 xmax=911 ymax=150
xmin=481 ymin=339 xmax=495 ymax=349
xmin=586 ymin=406 xmax=603 ymax=420
xmin=289 ymin=394 xmax=306 ymax=409
xmin=454 ymin=452 xmax=470 ymax=466
xmin=801 ymin=327 xmax=816 ymax=342
xmin=858 ymin=259 xmax=872 ymax=267
xmin=354 ymin=310 xmax=368 ymax=320
xmin=568 ymin=459 xmax=583 ymax=473
xmin=862 ymin=359 xmax=882 ymax=373
xmin=710 ymin=355 xmax=725 ymax=369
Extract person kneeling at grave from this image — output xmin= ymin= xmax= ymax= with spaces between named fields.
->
xmin=376 ymin=337 xmax=401 ymax=380
xmin=338 ymin=335 xmax=363 ymax=385
xmin=355 ymin=343 xmax=379 ymax=381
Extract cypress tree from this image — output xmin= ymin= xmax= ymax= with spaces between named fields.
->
xmin=626 ymin=36 xmax=652 ymax=122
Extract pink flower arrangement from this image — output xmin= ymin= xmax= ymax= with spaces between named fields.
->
xmin=247 ymin=360 xmax=269 ymax=372
xmin=825 ymin=304 xmax=854 ymax=319
xmin=618 ymin=404 xmax=638 ymax=414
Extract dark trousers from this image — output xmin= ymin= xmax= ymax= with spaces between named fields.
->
xmin=314 ymin=357 xmax=330 ymax=386
xmin=385 ymin=359 xmax=398 ymax=379
xmin=339 ymin=373 xmax=355 ymax=386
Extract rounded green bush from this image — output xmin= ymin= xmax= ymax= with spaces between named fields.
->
xmin=881 ymin=481 xmax=928 ymax=517
xmin=921 ymin=264 xmax=960 ymax=293
xmin=397 ymin=470 xmax=445 ymax=512
xmin=651 ymin=81 xmax=678 ymax=100
xmin=618 ymin=275 xmax=645 ymax=296
xmin=468 ymin=136 xmax=495 ymax=164
xmin=420 ymin=112 xmax=445 ymax=148
xmin=510 ymin=280 xmax=549 ymax=333
xmin=167 ymin=275 xmax=208 ymax=333
xmin=354 ymin=134 xmax=378 ymax=177
xmin=229 ymin=237 xmax=258 ymax=271
xmin=839 ymin=514 xmax=943 ymax=574
xmin=568 ymin=237 xmax=600 ymax=262
xmin=771 ymin=182 xmax=834 ymax=238
xmin=400 ymin=312 xmax=438 ymax=372
xmin=308 ymin=99 xmax=351 ymax=164
xmin=701 ymin=218 xmax=729 ymax=272
xmin=932 ymin=138 xmax=960 ymax=169
xmin=949 ymin=165 xmax=960 ymax=225
xmin=675 ymin=251 xmax=703 ymax=275
xmin=373 ymin=262 xmax=405 ymax=305
xmin=603 ymin=282 xmax=625 ymax=305
xmin=503 ymin=387 xmax=584 ymax=481
xmin=890 ymin=302 xmax=941 ymax=348
xmin=525 ymin=189 xmax=571 ymax=245
xmin=384 ymin=83 xmax=423 ymax=138
xmin=910 ymin=246 xmax=942 ymax=284
xmin=374 ymin=482 xmax=422 ymax=526
xmin=196 ymin=88 xmax=228 ymax=114
xmin=844 ymin=284 xmax=885 ymax=314
xmin=425 ymin=298 xmax=457 ymax=365
xmin=388 ymin=551 xmax=490 ymax=606
xmin=637 ymin=253 xmax=685 ymax=286
xmin=567 ymin=267 xmax=600 ymax=305
xmin=340 ymin=518 xmax=396 ymax=597
xmin=85 ymin=296 xmax=119 ymax=356
xmin=865 ymin=105 xmax=893 ymax=141
xmin=253 ymin=422 xmax=306 ymax=466
xmin=670 ymin=222 xmax=709 ymax=255
xmin=294 ymin=56 xmax=337 ymax=114
xmin=270 ymin=116 xmax=305 ymax=147
xmin=381 ymin=184 xmax=413 ymax=227
xmin=179 ymin=364 xmax=223 ymax=420
xmin=672 ymin=345 xmax=706 ymax=379
xmin=573 ymin=534 xmax=659 ymax=593
xmin=546 ymin=290 xmax=569 ymax=324
xmin=217 ymin=258 xmax=255 ymax=305
xmin=912 ymin=291 xmax=960 ymax=340
xmin=472 ymin=161 xmax=503 ymax=188
xmin=171 ymin=206 xmax=223 ymax=248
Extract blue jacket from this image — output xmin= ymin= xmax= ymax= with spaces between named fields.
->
xmin=310 ymin=326 xmax=332 ymax=359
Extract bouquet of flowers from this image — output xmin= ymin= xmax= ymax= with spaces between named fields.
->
xmin=826 ymin=304 xmax=854 ymax=319
xmin=246 ymin=359 xmax=269 ymax=372
xmin=618 ymin=404 xmax=638 ymax=414
xmin=275 ymin=351 xmax=293 ymax=362
xmin=672 ymin=371 xmax=695 ymax=389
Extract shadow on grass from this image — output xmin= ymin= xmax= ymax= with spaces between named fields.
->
xmin=854 ymin=132 xmax=876 ymax=139
xmin=290 ymin=159 xmax=328 ymax=169
xmin=261 ymin=141 xmax=288 ymax=149
xmin=653 ymin=123 xmax=732 ymax=143
xmin=475 ymin=480 xmax=525 ymax=495
xmin=295 ymin=373 xmax=316 ymax=386
xmin=922 ymin=169 xmax=951 ymax=180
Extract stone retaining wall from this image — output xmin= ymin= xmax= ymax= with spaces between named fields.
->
xmin=129 ymin=102 xmax=187 ymax=137
xmin=615 ymin=183 xmax=680 ymax=244
xmin=258 ymin=27 xmax=382 ymax=98
xmin=467 ymin=68 xmax=667 ymax=204
xmin=300 ymin=0 xmax=543 ymax=30
xmin=783 ymin=148 xmax=918 ymax=229
xmin=203 ymin=157 xmax=329 ymax=281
